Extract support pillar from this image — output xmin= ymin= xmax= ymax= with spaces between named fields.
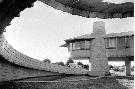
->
xmin=89 ymin=21 xmax=109 ymax=76
xmin=125 ymin=60 xmax=131 ymax=76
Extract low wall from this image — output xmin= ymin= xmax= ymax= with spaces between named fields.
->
xmin=0 ymin=55 xmax=62 ymax=82
xmin=0 ymin=34 xmax=88 ymax=82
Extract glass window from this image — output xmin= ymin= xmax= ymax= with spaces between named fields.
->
xmin=69 ymin=43 xmax=72 ymax=51
xmin=72 ymin=42 xmax=76 ymax=50
xmin=126 ymin=36 xmax=134 ymax=48
xmin=70 ymin=40 xmax=91 ymax=50
xmin=117 ymin=37 xmax=125 ymax=49
xmin=80 ymin=40 xmax=91 ymax=49
xmin=80 ymin=41 xmax=85 ymax=49
xmin=75 ymin=42 xmax=81 ymax=49
xmin=106 ymin=38 xmax=116 ymax=48
xmin=109 ymin=39 xmax=116 ymax=47
xmin=85 ymin=41 xmax=91 ymax=49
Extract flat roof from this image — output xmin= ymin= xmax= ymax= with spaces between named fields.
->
xmin=64 ymin=31 xmax=134 ymax=43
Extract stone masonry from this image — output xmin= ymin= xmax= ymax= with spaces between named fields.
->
xmin=89 ymin=21 xmax=109 ymax=76
xmin=0 ymin=34 xmax=89 ymax=82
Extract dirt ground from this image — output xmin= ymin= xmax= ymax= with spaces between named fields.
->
xmin=0 ymin=76 xmax=133 ymax=89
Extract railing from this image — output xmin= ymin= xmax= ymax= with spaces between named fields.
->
xmin=106 ymin=48 xmax=134 ymax=57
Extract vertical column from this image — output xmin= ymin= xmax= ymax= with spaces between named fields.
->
xmin=89 ymin=21 xmax=109 ymax=76
xmin=124 ymin=36 xmax=127 ymax=48
xmin=89 ymin=59 xmax=91 ymax=71
xmin=125 ymin=60 xmax=131 ymax=76
xmin=116 ymin=37 xmax=117 ymax=49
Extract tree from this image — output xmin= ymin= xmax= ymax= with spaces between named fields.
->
xmin=113 ymin=66 xmax=119 ymax=71
xmin=66 ymin=59 xmax=74 ymax=66
xmin=77 ymin=62 xmax=83 ymax=67
xmin=131 ymin=66 xmax=134 ymax=71
xmin=83 ymin=64 xmax=89 ymax=70
xmin=109 ymin=65 xmax=113 ymax=69
xmin=43 ymin=58 xmax=51 ymax=63
xmin=57 ymin=61 xmax=65 ymax=66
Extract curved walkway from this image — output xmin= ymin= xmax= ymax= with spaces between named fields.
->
xmin=0 ymin=34 xmax=88 ymax=81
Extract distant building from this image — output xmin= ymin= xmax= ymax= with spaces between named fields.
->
xmin=60 ymin=21 xmax=134 ymax=76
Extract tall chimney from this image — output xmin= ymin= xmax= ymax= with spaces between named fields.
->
xmin=93 ymin=21 xmax=106 ymax=37
xmin=89 ymin=21 xmax=109 ymax=76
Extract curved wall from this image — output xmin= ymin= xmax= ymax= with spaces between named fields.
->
xmin=0 ymin=34 xmax=88 ymax=82
xmin=0 ymin=0 xmax=134 ymax=34
xmin=39 ymin=0 xmax=134 ymax=19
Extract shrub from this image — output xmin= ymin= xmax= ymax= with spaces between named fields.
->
xmin=83 ymin=64 xmax=89 ymax=70
xmin=66 ymin=59 xmax=74 ymax=66
xmin=43 ymin=58 xmax=51 ymax=63
xmin=57 ymin=61 xmax=65 ymax=66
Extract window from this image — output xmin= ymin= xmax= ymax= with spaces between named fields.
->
xmin=106 ymin=38 xmax=116 ymax=48
xmin=72 ymin=42 xmax=76 ymax=50
xmin=69 ymin=40 xmax=91 ymax=51
xmin=85 ymin=41 xmax=91 ymax=49
xmin=126 ymin=36 xmax=134 ymax=48
xmin=117 ymin=37 xmax=126 ymax=49
xmin=75 ymin=42 xmax=81 ymax=49
xmin=69 ymin=43 xmax=73 ymax=51
xmin=80 ymin=41 xmax=85 ymax=49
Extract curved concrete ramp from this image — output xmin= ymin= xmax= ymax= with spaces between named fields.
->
xmin=0 ymin=34 xmax=88 ymax=82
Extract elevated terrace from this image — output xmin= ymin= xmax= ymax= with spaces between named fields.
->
xmin=61 ymin=21 xmax=134 ymax=76
xmin=0 ymin=34 xmax=89 ymax=82
xmin=0 ymin=0 xmax=134 ymax=34
xmin=0 ymin=0 xmax=134 ymax=82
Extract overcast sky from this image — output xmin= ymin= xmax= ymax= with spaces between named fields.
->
xmin=4 ymin=1 xmax=134 ymax=66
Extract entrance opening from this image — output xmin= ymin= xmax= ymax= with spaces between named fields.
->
xmin=73 ymin=59 xmax=90 ymax=71
xmin=108 ymin=61 xmax=134 ymax=76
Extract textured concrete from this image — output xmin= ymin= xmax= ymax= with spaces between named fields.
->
xmin=0 ymin=55 xmax=62 ymax=82
xmin=40 ymin=0 xmax=134 ymax=19
xmin=125 ymin=59 xmax=131 ymax=76
xmin=71 ymin=50 xmax=91 ymax=58
xmin=62 ymin=21 xmax=134 ymax=76
xmin=0 ymin=0 xmax=134 ymax=82
xmin=0 ymin=34 xmax=89 ymax=82
xmin=0 ymin=0 xmax=134 ymax=35
xmin=106 ymin=48 xmax=134 ymax=57
xmin=89 ymin=21 xmax=109 ymax=76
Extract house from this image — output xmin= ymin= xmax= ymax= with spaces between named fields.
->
xmin=60 ymin=21 xmax=134 ymax=76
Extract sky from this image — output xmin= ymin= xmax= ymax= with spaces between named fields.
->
xmin=103 ymin=0 xmax=134 ymax=3
xmin=4 ymin=1 xmax=134 ymax=66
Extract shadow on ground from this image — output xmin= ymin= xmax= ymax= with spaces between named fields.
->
xmin=0 ymin=76 xmax=133 ymax=89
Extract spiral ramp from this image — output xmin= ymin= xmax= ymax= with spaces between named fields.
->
xmin=0 ymin=34 xmax=88 ymax=82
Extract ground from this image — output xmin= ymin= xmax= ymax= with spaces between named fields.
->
xmin=0 ymin=76 xmax=133 ymax=89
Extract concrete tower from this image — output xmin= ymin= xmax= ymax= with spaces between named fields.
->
xmin=89 ymin=21 xmax=109 ymax=76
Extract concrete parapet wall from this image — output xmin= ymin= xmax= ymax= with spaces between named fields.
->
xmin=88 ymin=21 xmax=109 ymax=76
xmin=0 ymin=55 xmax=61 ymax=82
xmin=90 ymin=37 xmax=109 ymax=76
xmin=39 ymin=0 xmax=134 ymax=19
xmin=106 ymin=48 xmax=134 ymax=57
xmin=71 ymin=50 xmax=91 ymax=58
xmin=0 ymin=34 xmax=88 ymax=81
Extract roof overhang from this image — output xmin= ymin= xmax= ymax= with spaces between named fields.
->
xmin=40 ymin=0 xmax=134 ymax=18
xmin=60 ymin=43 xmax=69 ymax=47
xmin=0 ymin=0 xmax=134 ymax=35
xmin=104 ymin=31 xmax=134 ymax=38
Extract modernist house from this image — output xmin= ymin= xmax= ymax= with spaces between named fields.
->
xmin=61 ymin=21 xmax=134 ymax=76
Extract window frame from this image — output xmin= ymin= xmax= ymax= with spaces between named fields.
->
xmin=69 ymin=40 xmax=91 ymax=51
xmin=105 ymin=38 xmax=116 ymax=49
